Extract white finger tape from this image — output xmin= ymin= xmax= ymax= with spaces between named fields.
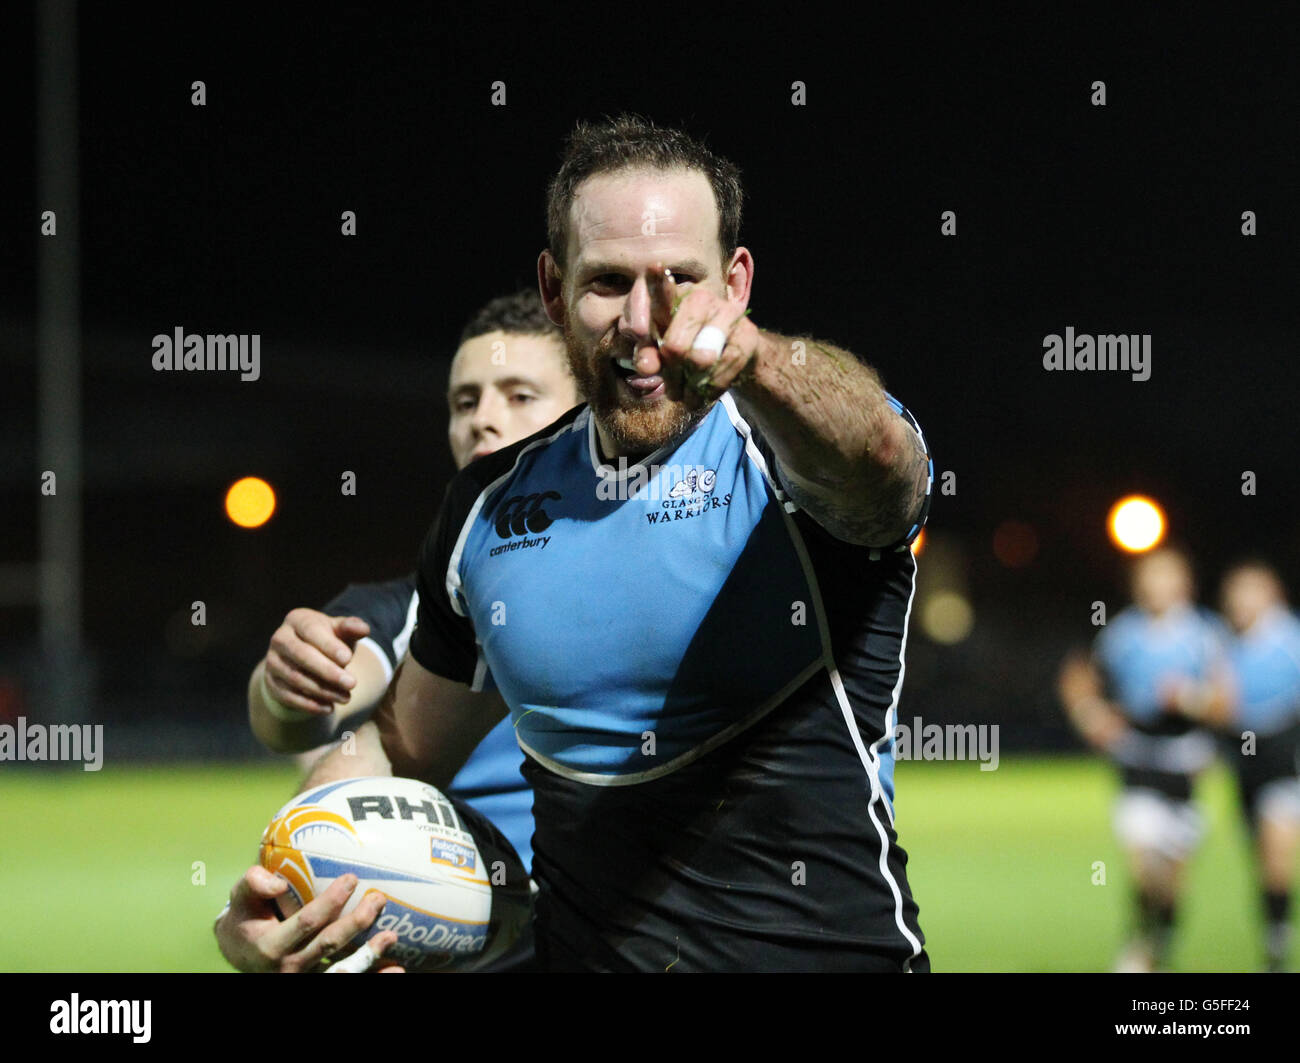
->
xmin=692 ymin=325 xmax=728 ymax=353
xmin=325 ymin=941 xmax=381 ymax=974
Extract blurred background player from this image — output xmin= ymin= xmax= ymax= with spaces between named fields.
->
xmin=1218 ymin=560 xmax=1300 ymax=971
xmin=1058 ymin=546 xmax=1232 ymax=972
xmin=215 ymin=291 xmax=579 ymax=972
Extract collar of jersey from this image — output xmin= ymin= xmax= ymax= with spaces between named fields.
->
xmin=584 ymin=403 xmax=720 ymax=484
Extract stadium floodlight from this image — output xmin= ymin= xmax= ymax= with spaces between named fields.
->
xmin=1106 ymin=495 xmax=1166 ymax=554
xmin=225 ymin=477 xmax=277 ymax=529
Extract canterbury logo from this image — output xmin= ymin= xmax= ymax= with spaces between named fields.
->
xmin=494 ymin=492 xmax=560 ymax=538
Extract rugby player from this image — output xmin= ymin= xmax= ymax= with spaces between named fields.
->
xmin=1058 ymin=546 xmax=1232 ymax=972
xmin=361 ymin=114 xmax=934 ymax=971
xmin=1218 ymin=560 xmax=1300 ymax=971
xmin=214 ymin=291 xmax=579 ymax=972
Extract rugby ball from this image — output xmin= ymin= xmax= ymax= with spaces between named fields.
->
xmin=259 ymin=776 xmax=530 ymax=971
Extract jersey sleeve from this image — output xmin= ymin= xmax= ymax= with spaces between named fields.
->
xmin=757 ymin=391 xmax=933 ymax=551
xmin=320 ymin=575 xmax=419 ymax=683
xmin=881 ymin=395 xmax=933 ymax=548
xmin=408 ymin=477 xmax=482 ymax=686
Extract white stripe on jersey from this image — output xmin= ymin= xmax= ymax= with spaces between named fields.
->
xmin=391 ymin=591 xmax=420 ymax=665
xmin=725 ymin=400 xmax=925 ymax=969
xmin=444 ymin=415 xmax=588 ymax=617
xmin=355 ymin=592 xmax=419 ymax=684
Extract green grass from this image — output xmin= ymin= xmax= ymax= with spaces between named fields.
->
xmin=0 ymin=762 xmax=300 ymax=972
xmin=898 ymin=756 xmax=1266 ymax=972
xmin=0 ymin=756 xmax=1279 ymax=971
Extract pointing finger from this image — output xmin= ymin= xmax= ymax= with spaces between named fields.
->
xmin=647 ymin=263 xmax=676 ymax=340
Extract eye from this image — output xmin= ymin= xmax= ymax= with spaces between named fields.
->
xmin=453 ymin=396 xmax=476 ymax=413
xmin=591 ymin=273 xmax=630 ymax=293
xmin=669 ymin=272 xmax=695 ymax=285
xmin=508 ymin=392 xmax=537 ymax=405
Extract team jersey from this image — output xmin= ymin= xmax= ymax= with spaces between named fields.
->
xmin=1226 ymin=606 xmax=1300 ymax=736
xmin=409 ymin=392 xmax=933 ymax=971
xmin=323 ymin=577 xmax=535 ymax=872
xmin=1094 ymin=604 xmax=1227 ymax=775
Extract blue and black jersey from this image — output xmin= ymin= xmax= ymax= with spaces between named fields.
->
xmin=1093 ymin=604 xmax=1227 ymax=778
xmin=410 ymin=393 xmax=932 ymax=971
xmin=322 ymin=577 xmax=535 ymax=873
xmin=1221 ymin=606 xmax=1300 ymax=818
xmin=1226 ymin=606 xmax=1300 ymax=737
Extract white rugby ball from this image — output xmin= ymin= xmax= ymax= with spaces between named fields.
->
xmin=259 ymin=776 xmax=530 ymax=971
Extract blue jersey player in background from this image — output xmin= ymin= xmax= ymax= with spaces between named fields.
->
xmin=1059 ymin=546 xmax=1233 ymax=972
xmin=215 ymin=291 xmax=580 ymax=972
xmin=1219 ymin=560 xmax=1300 ymax=971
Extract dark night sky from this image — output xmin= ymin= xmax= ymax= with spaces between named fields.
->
xmin=4 ymin=8 xmax=1298 ymax=730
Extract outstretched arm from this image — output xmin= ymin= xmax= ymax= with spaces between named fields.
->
xmin=1058 ymin=650 xmax=1129 ymax=752
xmin=646 ymin=265 xmax=929 ymax=546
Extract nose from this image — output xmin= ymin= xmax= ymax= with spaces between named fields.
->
xmin=618 ymin=273 xmax=663 ymax=375
xmin=470 ymin=390 xmax=505 ymax=439
xmin=618 ymin=273 xmax=654 ymax=344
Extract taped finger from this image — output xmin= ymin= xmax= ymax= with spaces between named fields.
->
xmin=324 ymin=941 xmax=381 ymax=974
xmin=691 ymin=325 xmax=729 ymax=354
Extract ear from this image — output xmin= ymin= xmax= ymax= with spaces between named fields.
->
xmin=724 ymin=246 xmax=755 ymax=311
xmin=537 ymin=251 xmax=566 ymax=328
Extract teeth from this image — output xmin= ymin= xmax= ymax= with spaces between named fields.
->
xmin=615 ymin=357 xmax=637 ymax=372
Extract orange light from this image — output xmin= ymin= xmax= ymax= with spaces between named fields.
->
xmin=1106 ymin=495 xmax=1165 ymax=553
xmin=910 ymin=528 xmax=926 ymax=557
xmin=225 ymin=476 xmax=276 ymax=528
xmin=993 ymin=520 xmax=1038 ymax=568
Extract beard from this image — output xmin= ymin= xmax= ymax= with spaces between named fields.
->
xmin=563 ymin=317 xmax=709 ymax=458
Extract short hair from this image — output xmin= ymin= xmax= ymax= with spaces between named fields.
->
xmin=1222 ymin=557 xmax=1284 ymax=588
xmin=546 ymin=113 xmax=744 ymax=271
xmin=457 ymin=289 xmax=560 ymax=348
xmin=1134 ymin=543 xmax=1192 ymax=573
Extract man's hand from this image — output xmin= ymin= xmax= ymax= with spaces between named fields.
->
xmin=1159 ymin=673 xmax=1234 ymax=727
xmin=636 ymin=261 xmax=929 ymax=547
xmin=214 ymin=865 xmax=402 ymax=973
xmin=644 ymin=264 xmax=760 ymax=406
xmin=264 ymin=609 xmax=370 ymax=714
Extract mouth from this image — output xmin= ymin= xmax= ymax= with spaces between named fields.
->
xmin=611 ymin=352 xmax=665 ymax=399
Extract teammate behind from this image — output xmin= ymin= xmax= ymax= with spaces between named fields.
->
xmin=1219 ymin=560 xmax=1300 ymax=971
xmin=215 ymin=291 xmax=578 ymax=972
xmin=1058 ymin=546 xmax=1232 ymax=972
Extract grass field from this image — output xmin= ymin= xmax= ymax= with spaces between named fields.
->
xmin=0 ymin=755 xmax=1279 ymax=972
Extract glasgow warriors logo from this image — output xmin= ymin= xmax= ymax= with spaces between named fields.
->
xmin=668 ymin=468 xmax=717 ymax=498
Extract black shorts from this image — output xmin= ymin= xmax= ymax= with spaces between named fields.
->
xmin=1222 ymin=721 xmax=1300 ymax=825
xmin=1119 ymin=764 xmax=1194 ymax=802
xmin=524 ymin=683 xmax=927 ymax=974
